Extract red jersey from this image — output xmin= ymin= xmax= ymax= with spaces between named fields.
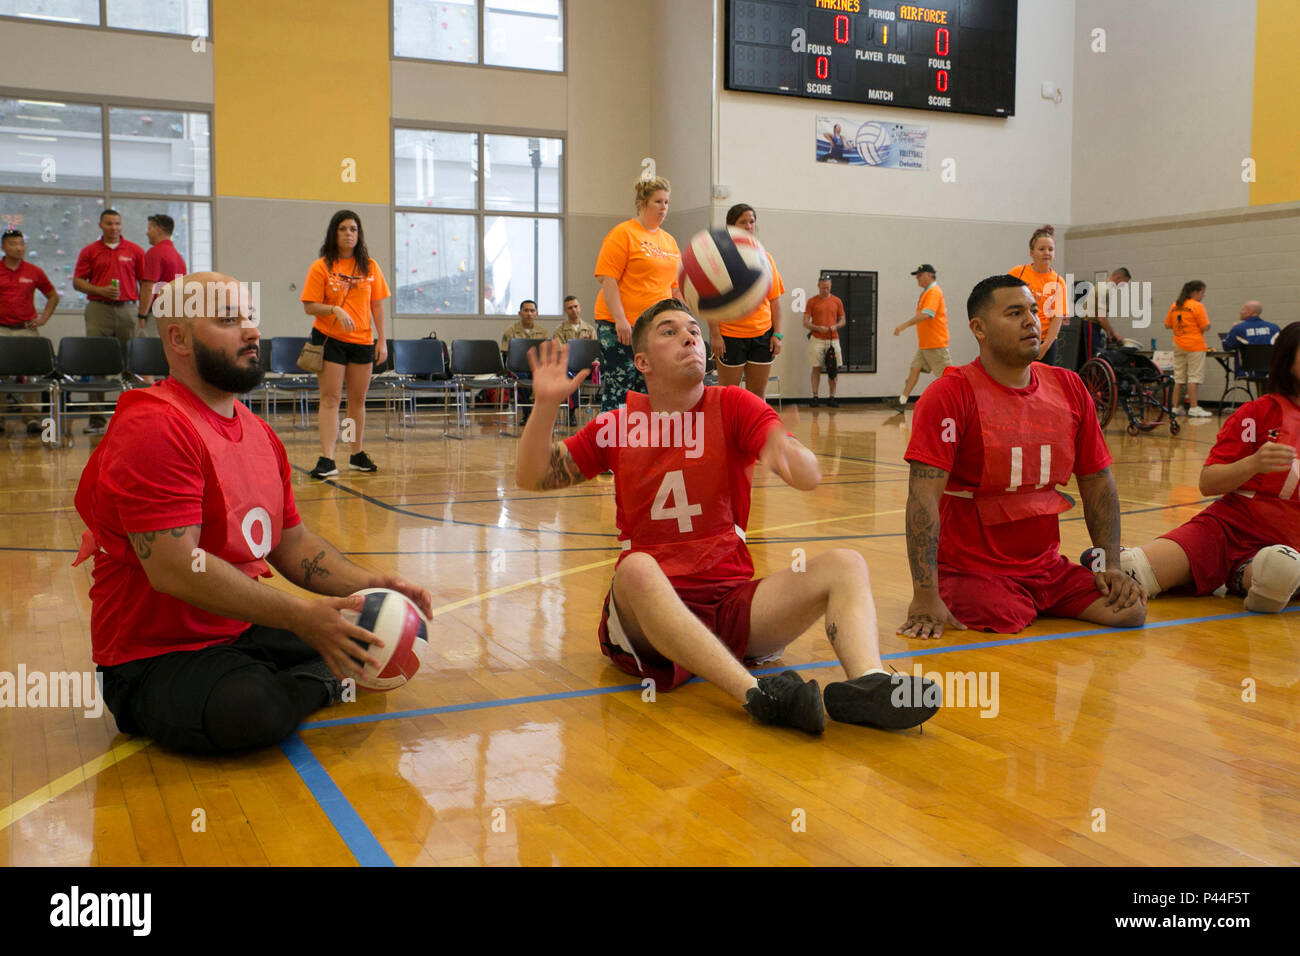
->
xmin=905 ymin=358 xmax=1112 ymax=575
xmin=565 ymin=385 xmax=781 ymax=589
xmin=74 ymin=238 xmax=147 ymax=302
xmin=142 ymin=238 xmax=187 ymax=288
xmin=0 ymin=259 xmax=54 ymax=324
xmin=1197 ymin=394 xmax=1300 ymax=546
xmin=73 ymin=378 xmax=301 ymax=666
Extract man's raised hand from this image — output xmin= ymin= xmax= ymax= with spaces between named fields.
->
xmin=527 ymin=339 xmax=588 ymax=405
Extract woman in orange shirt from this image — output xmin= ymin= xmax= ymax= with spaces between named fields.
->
xmin=593 ymin=177 xmax=680 ymax=411
xmin=1166 ymin=280 xmax=1212 ymax=417
xmin=711 ymin=203 xmax=784 ymax=400
xmin=300 ymin=210 xmax=390 ymax=479
xmin=1008 ymin=224 xmax=1068 ymax=365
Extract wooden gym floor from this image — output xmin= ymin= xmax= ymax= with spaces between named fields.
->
xmin=1 ymin=401 xmax=1296 ymax=866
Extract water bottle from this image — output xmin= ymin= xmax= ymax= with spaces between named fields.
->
xmin=1150 ymin=338 xmax=1156 ymax=351
xmin=590 ymin=361 xmax=600 ymax=386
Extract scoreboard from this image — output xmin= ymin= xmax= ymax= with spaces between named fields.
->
xmin=726 ymin=0 xmax=1017 ymax=117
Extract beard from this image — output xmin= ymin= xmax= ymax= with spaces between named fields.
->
xmin=194 ymin=338 xmax=264 ymax=393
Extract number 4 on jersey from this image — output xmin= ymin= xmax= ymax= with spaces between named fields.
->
xmin=650 ymin=470 xmax=702 ymax=532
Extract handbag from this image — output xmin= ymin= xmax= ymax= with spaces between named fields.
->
xmin=297 ymin=342 xmax=324 ymax=373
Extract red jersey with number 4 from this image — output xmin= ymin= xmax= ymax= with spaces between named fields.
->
xmin=1199 ymin=394 xmax=1300 ymax=543
xmin=74 ymin=378 xmax=299 ymax=666
xmin=906 ymin=359 xmax=1112 ymax=575
xmin=565 ymin=385 xmax=781 ymax=588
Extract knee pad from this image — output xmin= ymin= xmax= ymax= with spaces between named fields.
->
xmin=1119 ymin=546 xmax=1162 ymax=596
xmin=1244 ymin=545 xmax=1300 ymax=613
xmin=824 ymin=350 xmax=839 ymax=380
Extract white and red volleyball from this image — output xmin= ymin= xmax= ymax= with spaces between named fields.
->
xmin=677 ymin=226 xmax=773 ymax=323
xmin=342 ymin=588 xmax=426 ymax=691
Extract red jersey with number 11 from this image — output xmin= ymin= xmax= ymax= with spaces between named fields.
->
xmin=565 ymin=386 xmax=781 ymax=589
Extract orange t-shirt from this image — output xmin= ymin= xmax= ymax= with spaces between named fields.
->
xmin=1009 ymin=264 xmax=1066 ymax=332
xmin=301 ymin=256 xmax=390 ymax=346
xmin=593 ymin=219 xmax=680 ymax=324
xmin=720 ymin=252 xmax=784 ymax=338
xmin=807 ymin=293 xmax=844 ymax=340
xmin=915 ymin=282 xmax=949 ymax=349
xmin=1165 ymin=299 xmax=1210 ymax=351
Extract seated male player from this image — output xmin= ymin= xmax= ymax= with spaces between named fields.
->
xmin=899 ymin=274 xmax=1146 ymax=637
xmin=516 ymin=299 xmax=939 ymax=735
xmin=1120 ymin=321 xmax=1300 ymax=611
xmin=75 ymin=273 xmax=432 ymax=754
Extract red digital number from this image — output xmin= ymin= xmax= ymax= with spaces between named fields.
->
xmin=816 ymin=55 xmax=828 ymax=79
xmin=936 ymin=28 xmax=949 ymax=56
xmin=936 ymin=69 xmax=948 ymax=92
xmin=835 ymin=14 xmax=849 ymax=43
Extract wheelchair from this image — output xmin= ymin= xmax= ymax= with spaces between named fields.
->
xmin=1079 ymin=346 xmax=1180 ymax=436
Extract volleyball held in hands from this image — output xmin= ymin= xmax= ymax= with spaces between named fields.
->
xmin=342 ymin=588 xmax=427 ymax=691
xmin=678 ymin=226 xmax=773 ymax=323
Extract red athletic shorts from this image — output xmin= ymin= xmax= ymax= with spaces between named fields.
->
xmin=939 ymin=554 xmax=1100 ymax=633
xmin=597 ymin=577 xmax=764 ymax=690
xmin=1160 ymin=508 xmax=1274 ymax=596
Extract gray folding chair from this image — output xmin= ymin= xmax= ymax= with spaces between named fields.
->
xmin=265 ymin=336 xmax=319 ymax=428
xmin=0 ymin=335 xmax=58 ymax=441
xmin=447 ymin=340 xmax=513 ymax=439
xmin=385 ymin=339 xmax=457 ymax=441
xmin=56 ymin=337 xmax=125 ymax=439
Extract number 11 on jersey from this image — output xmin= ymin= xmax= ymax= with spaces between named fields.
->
xmin=650 ymin=470 xmax=703 ymax=532
xmin=1006 ymin=444 xmax=1052 ymax=491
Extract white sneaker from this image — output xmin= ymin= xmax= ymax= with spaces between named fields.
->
xmin=1187 ymin=406 xmax=1212 ymax=417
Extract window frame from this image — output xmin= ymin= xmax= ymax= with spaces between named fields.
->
xmin=0 ymin=0 xmax=213 ymax=40
xmin=0 ymin=85 xmax=216 ymax=313
xmin=391 ymin=118 xmax=565 ymax=321
xmin=389 ymin=0 xmax=567 ymax=75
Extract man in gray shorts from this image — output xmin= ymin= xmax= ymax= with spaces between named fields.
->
xmin=890 ymin=263 xmax=951 ymax=413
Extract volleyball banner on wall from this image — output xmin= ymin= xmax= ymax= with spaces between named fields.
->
xmin=815 ymin=115 xmax=929 ymax=170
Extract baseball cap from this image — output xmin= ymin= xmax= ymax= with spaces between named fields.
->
xmin=1 ymin=228 xmax=22 ymax=240
xmin=910 ymin=264 xmax=936 ymax=275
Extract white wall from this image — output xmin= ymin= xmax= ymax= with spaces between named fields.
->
xmin=1070 ymin=0 xmax=1255 ymax=224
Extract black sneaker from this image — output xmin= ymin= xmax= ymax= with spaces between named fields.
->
xmin=809 ymin=397 xmax=820 ymax=407
xmin=349 ymin=451 xmax=378 ymax=472
xmin=824 ymin=672 xmax=940 ymax=730
xmin=744 ymin=674 xmax=825 ymax=735
xmin=309 ymin=456 xmax=339 ymax=479
xmin=887 ymin=398 xmax=906 ymax=413
xmin=827 ymin=398 xmax=840 ymax=408
xmin=82 ymin=420 xmax=106 ymax=435
xmin=25 ymin=420 xmax=41 ymax=435
xmin=288 ymin=658 xmax=344 ymax=706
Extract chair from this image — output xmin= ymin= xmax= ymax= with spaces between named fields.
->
xmin=447 ymin=340 xmax=513 ymax=439
xmin=125 ymin=337 xmax=168 ymax=386
xmin=1220 ymin=343 xmax=1272 ymax=414
xmin=56 ymin=336 xmax=125 ymax=437
xmin=238 ymin=338 xmax=273 ymax=413
xmin=765 ymin=372 xmax=782 ymax=411
xmin=265 ymin=336 xmax=319 ymax=428
xmin=564 ymin=338 xmax=601 ymax=428
xmin=505 ymin=337 xmax=545 ymax=432
xmin=0 ymin=335 xmax=58 ymax=440
xmin=384 ymin=339 xmax=457 ymax=441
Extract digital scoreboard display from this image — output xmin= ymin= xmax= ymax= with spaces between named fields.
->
xmin=726 ymin=1 xmax=1017 ymax=117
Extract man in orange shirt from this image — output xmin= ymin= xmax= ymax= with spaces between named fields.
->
xmin=890 ymin=264 xmax=950 ymax=413
xmin=802 ymin=276 xmax=845 ymax=407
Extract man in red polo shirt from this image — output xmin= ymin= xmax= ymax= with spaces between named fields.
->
xmin=73 ymin=209 xmax=146 ymax=432
xmin=899 ymin=274 xmax=1146 ymax=637
xmin=75 ymin=272 xmax=433 ymax=754
xmin=138 ymin=213 xmax=187 ymax=336
xmin=1 ymin=228 xmax=59 ymax=435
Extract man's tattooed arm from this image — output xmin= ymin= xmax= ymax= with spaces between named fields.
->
xmin=535 ymin=441 xmax=589 ymax=491
xmin=127 ymin=525 xmax=200 ymax=561
xmin=905 ymin=464 xmax=947 ymax=590
xmin=301 ymin=549 xmax=329 ymax=586
xmin=1077 ymin=466 xmax=1120 ymax=562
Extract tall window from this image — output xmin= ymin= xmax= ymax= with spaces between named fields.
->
xmin=0 ymin=94 xmax=213 ymax=308
xmin=0 ymin=0 xmax=209 ymax=35
xmin=394 ymin=126 xmax=563 ymax=317
xmin=393 ymin=0 xmax=563 ymax=72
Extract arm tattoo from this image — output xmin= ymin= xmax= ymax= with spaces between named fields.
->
xmin=127 ymin=525 xmax=199 ymax=561
xmin=1078 ymin=467 xmax=1120 ymax=556
xmin=906 ymin=464 xmax=946 ymax=589
xmin=301 ymin=550 xmax=329 ymax=586
xmin=826 ymin=621 xmax=838 ymax=646
xmin=538 ymin=441 xmax=587 ymax=491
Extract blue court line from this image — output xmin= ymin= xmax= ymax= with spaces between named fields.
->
xmin=296 ymin=605 xmax=1285 ymax=733
xmin=280 ymin=733 xmax=394 ymax=867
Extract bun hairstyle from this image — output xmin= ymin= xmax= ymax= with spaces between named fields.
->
xmin=725 ymin=203 xmax=755 ymax=226
xmin=1028 ymin=224 xmax=1055 ymax=250
xmin=635 ymin=176 xmax=671 ymax=210
xmin=1176 ymin=280 xmax=1206 ymax=308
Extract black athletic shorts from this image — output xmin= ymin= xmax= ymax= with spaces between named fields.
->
xmin=719 ymin=329 xmax=775 ymax=367
xmin=311 ymin=327 xmax=375 ymax=365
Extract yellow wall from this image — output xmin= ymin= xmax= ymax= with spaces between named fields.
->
xmin=1250 ymin=0 xmax=1300 ymax=205
xmin=214 ymin=0 xmax=390 ymax=204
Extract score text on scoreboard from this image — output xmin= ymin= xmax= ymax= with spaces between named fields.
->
xmin=726 ymin=0 xmax=1017 ymax=118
